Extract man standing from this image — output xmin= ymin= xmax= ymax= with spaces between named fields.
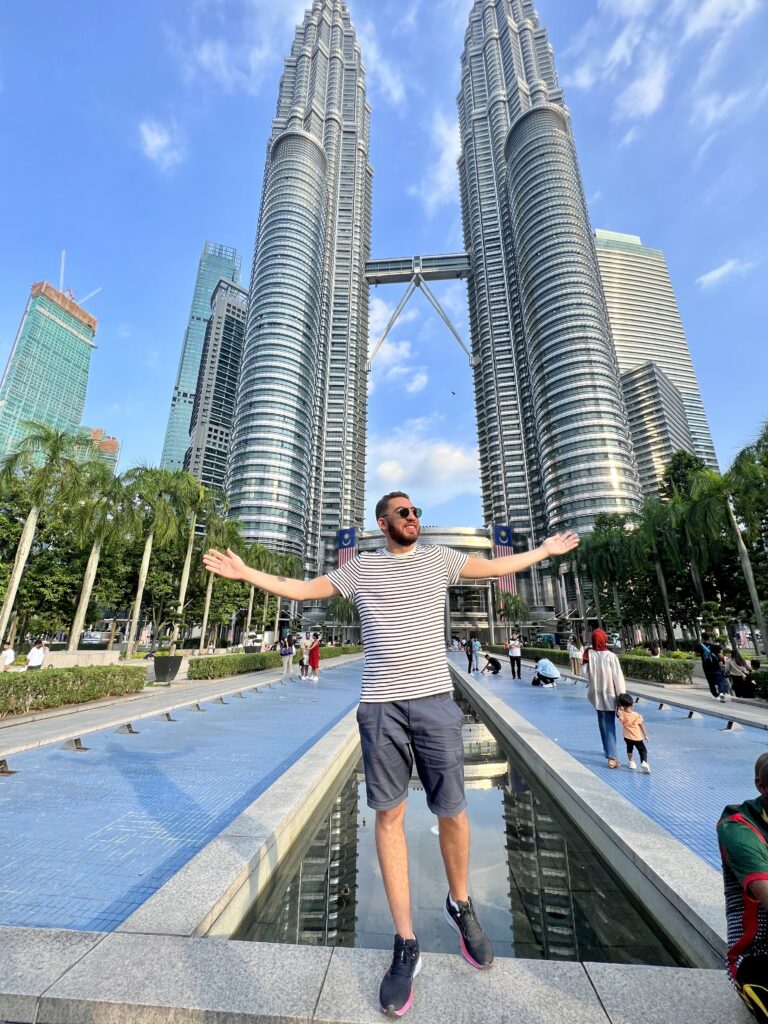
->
xmin=204 ymin=491 xmax=578 ymax=1017
xmin=25 ymin=640 xmax=46 ymax=671
xmin=717 ymin=753 xmax=768 ymax=1021
xmin=508 ymin=633 xmax=522 ymax=679
xmin=299 ymin=631 xmax=312 ymax=679
xmin=2 ymin=641 xmax=15 ymax=672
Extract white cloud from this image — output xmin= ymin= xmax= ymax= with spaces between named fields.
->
xmin=598 ymin=0 xmax=657 ymax=17
xmin=357 ymin=20 xmax=406 ymax=108
xmin=615 ymin=51 xmax=669 ymax=119
xmin=395 ymin=0 xmax=423 ymax=34
xmin=619 ymin=125 xmax=639 ymax=146
xmin=691 ymin=88 xmax=749 ymax=129
xmin=405 ymin=371 xmax=429 ymax=393
xmin=138 ymin=119 xmax=185 ymax=171
xmin=682 ymin=0 xmax=760 ymax=39
xmin=408 ymin=109 xmax=461 ymax=216
xmin=695 ymin=258 xmax=756 ymax=288
xmin=367 ymin=419 xmax=480 ymax=511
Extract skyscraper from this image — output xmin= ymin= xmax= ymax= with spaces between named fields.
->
xmin=594 ymin=229 xmax=718 ymax=470
xmin=620 ymin=363 xmax=695 ymax=495
xmin=457 ymin=1 xmax=641 ymax=566
xmin=227 ymin=0 xmax=372 ymax=576
xmin=0 ymin=282 xmax=97 ymax=459
xmin=160 ymin=241 xmax=241 ymax=471
xmin=184 ymin=278 xmax=249 ymax=490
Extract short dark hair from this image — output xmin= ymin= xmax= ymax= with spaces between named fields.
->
xmin=375 ymin=491 xmax=409 ymax=520
xmin=618 ymin=693 xmax=635 ymax=708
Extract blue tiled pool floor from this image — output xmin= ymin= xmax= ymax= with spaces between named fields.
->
xmin=453 ymin=655 xmax=768 ymax=872
xmin=0 ymin=665 xmax=361 ymax=931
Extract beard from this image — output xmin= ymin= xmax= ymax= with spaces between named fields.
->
xmin=387 ymin=517 xmax=420 ymax=547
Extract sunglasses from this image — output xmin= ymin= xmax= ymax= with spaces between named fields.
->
xmin=384 ymin=506 xmax=422 ymax=520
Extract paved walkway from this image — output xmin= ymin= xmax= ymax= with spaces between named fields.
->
xmin=453 ymin=655 xmax=768 ymax=871
xmin=0 ymin=661 xmax=362 ymax=932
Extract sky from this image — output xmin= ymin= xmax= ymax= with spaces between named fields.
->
xmin=1 ymin=0 xmax=766 ymax=530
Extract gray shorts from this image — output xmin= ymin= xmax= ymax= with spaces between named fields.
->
xmin=356 ymin=693 xmax=466 ymax=817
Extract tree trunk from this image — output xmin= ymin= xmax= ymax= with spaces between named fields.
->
xmin=199 ymin=573 xmax=214 ymax=653
xmin=68 ymin=539 xmax=102 ymax=652
xmin=107 ymin=616 xmax=118 ymax=651
xmin=689 ymin=556 xmax=705 ymax=606
xmin=170 ymin=514 xmax=197 ymax=656
xmin=262 ymin=591 xmax=270 ymax=631
xmin=0 ymin=505 xmax=40 ymax=643
xmin=7 ymin=612 xmax=18 ymax=647
xmin=245 ymin=585 xmax=255 ymax=641
xmin=273 ymin=598 xmax=281 ymax=641
xmin=592 ymin=580 xmax=604 ymax=631
xmin=125 ymin=531 xmax=154 ymax=658
xmin=727 ymin=500 xmax=768 ymax=656
xmin=654 ymin=558 xmax=676 ymax=650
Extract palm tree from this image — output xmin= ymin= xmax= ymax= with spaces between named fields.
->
xmin=327 ymin=595 xmax=358 ymax=644
xmin=198 ymin=499 xmax=243 ymax=652
xmin=497 ymin=591 xmax=529 ymax=633
xmin=169 ymin=477 xmax=215 ymax=655
xmin=67 ymin=462 xmax=125 ymax=652
xmin=272 ymin=552 xmax=303 ymax=640
xmin=122 ymin=467 xmax=185 ymax=657
xmin=630 ymin=497 xmax=678 ymax=649
xmin=0 ymin=423 xmax=97 ymax=642
xmin=243 ymin=540 xmax=269 ymax=643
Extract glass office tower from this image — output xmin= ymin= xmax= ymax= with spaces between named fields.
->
xmin=595 ymin=229 xmax=718 ymax=470
xmin=227 ymin=0 xmax=372 ymax=576
xmin=160 ymin=241 xmax=241 ymax=471
xmin=457 ymin=0 xmax=641 ymax=557
xmin=0 ymin=282 xmax=97 ymax=459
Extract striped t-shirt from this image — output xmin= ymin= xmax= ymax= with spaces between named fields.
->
xmin=327 ymin=544 xmax=468 ymax=702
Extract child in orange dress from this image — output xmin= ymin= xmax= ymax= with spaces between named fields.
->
xmin=616 ymin=693 xmax=651 ymax=774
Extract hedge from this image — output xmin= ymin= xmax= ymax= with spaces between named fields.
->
xmin=187 ymin=645 xmax=363 ymax=680
xmin=754 ymin=670 xmax=768 ymax=700
xmin=0 ymin=665 xmax=146 ymax=717
xmin=484 ymin=644 xmax=691 ymax=683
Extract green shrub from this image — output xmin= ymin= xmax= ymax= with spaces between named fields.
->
xmin=519 ymin=647 xmax=571 ymax=666
xmin=188 ymin=646 xmax=363 ymax=680
xmin=753 ymin=670 xmax=768 ymax=700
xmin=0 ymin=665 xmax=146 ymax=717
xmin=618 ymin=655 xmax=692 ymax=684
xmin=627 ymin=647 xmax=651 ymax=657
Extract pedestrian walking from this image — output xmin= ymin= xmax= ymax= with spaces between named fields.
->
xmin=25 ymin=639 xmax=46 ymax=671
xmin=508 ymin=633 xmax=522 ymax=679
xmin=299 ymin=631 xmax=312 ymax=678
xmin=308 ymin=632 xmax=321 ymax=681
xmin=717 ymin=752 xmax=768 ymax=1022
xmin=465 ymin=634 xmax=475 ymax=673
xmin=2 ymin=641 xmax=15 ymax=672
xmin=616 ymin=693 xmax=651 ymax=773
xmin=203 ymin=489 xmax=578 ymax=1017
xmin=280 ymin=634 xmax=295 ymax=681
xmin=725 ymin=650 xmax=752 ymax=698
xmin=567 ymin=635 xmax=583 ymax=676
xmin=584 ymin=628 xmax=626 ymax=769
xmin=695 ymin=632 xmax=729 ymax=700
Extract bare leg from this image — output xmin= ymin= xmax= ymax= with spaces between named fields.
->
xmin=375 ymin=802 xmax=414 ymax=938
xmin=438 ymin=809 xmax=470 ymax=902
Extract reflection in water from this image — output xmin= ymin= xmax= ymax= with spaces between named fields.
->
xmin=238 ymin=695 xmax=685 ymax=966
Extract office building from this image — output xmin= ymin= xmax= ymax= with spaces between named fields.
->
xmin=227 ymin=0 xmax=372 ymax=577
xmin=160 ymin=241 xmax=242 ymax=471
xmin=84 ymin=427 xmax=121 ymax=472
xmin=595 ymin=229 xmax=718 ymax=469
xmin=620 ymin=362 xmax=695 ymax=496
xmin=184 ymin=279 xmax=248 ymax=490
xmin=0 ymin=282 xmax=97 ymax=460
xmin=457 ymin=0 xmax=641 ymax=581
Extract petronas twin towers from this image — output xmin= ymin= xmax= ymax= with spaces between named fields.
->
xmin=227 ymin=0 xmax=646 ymax=580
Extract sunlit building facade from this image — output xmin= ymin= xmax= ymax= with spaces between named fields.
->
xmin=457 ymin=0 xmax=641 ymax=581
xmin=227 ymin=0 xmax=372 ymax=577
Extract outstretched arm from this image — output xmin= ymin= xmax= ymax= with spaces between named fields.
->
xmin=460 ymin=532 xmax=579 ymax=580
xmin=203 ymin=548 xmax=339 ymax=601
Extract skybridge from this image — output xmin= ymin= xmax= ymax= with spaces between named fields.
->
xmin=364 ymin=253 xmax=474 ymax=370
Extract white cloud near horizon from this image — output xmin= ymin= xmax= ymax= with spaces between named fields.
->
xmin=138 ymin=119 xmax=185 ymax=171
xmin=695 ymin=257 xmax=756 ymax=288
xmin=408 ymin=109 xmax=461 ymax=216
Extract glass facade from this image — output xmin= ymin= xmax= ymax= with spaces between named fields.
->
xmin=227 ymin=0 xmax=372 ymax=576
xmin=184 ymin=279 xmax=249 ymax=491
xmin=457 ymin=1 xmax=641 ymax=567
xmin=594 ymin=229 xmax=719 ymax=471
xmin=160 ymin=241 xmax=241 ymax=471
xmin=0 ymin=282 xmax=97 ymax=459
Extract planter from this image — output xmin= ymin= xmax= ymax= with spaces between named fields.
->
xmin=153 ymin=655 xmax=183 ymax=684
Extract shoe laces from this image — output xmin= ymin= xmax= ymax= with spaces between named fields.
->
xmin=456 ymin=897 xmax=482 ymax=934
xmin=391 ymin=936 xmax=418 ymax=975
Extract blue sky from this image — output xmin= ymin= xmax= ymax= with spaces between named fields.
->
xmin=1 ymin=0 xmax=766 ymax=530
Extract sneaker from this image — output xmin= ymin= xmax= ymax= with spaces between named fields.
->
xmin=379 ymin=934 xmax=421 ymax=1017
xmin=628 ymin=759 xmax=637 ymax=770
xmin=444 ymin=894 xmax=494 ymax=969
xmin=719 ymin=693 xmax=726 ymax=702
xmin=641 ymin=762 xmax=651 ymax=774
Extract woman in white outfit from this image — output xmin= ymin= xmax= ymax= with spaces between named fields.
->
xmin=280 ymin=634 xmax=295 ymax=681
xmin=584 ymin=628 xmax=626 ymax=768
xmin=566 ymin=635 xmax=583 ymax=677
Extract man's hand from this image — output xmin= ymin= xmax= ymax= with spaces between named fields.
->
xmin=542 ymin=531 xmax=579 ymax=558
xmin=204 ymin=547 xmax=245 ymax=581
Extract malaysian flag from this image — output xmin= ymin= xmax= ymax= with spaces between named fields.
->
xmin=337 ymin=527 xmax=357 ymax=567
xmin=492 ymin=525 xmax=517 ymax=594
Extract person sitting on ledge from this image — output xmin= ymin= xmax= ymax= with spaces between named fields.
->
xmin=204 ymin=491 xmax=578 ymax=1019
xmin=717 ymin=752 xmax=768 ymax=1022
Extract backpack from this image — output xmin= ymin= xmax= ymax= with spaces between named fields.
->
xmin=699 ymin=643 xmax=717 ymax=665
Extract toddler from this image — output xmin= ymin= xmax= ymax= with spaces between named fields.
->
xmin=616 ymin=693 xmax=651 ymax=773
